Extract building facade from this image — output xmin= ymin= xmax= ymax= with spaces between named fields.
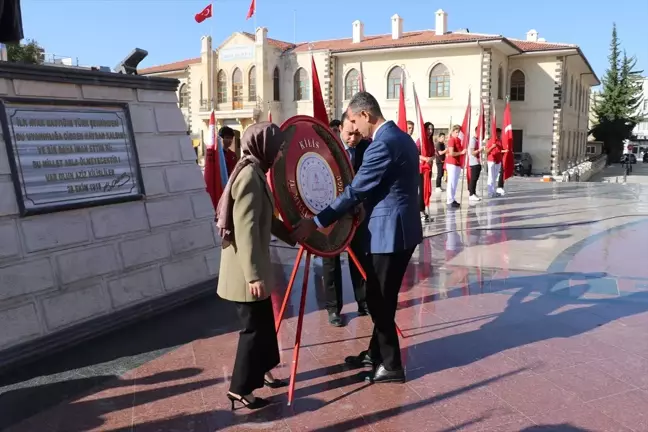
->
xmin=631 ymin=77 xmax=648 ymax=141
xmin=140 ymin=9 xmax=598 ymax=175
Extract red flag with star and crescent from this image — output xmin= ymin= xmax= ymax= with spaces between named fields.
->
xmin=246 ymin=0 xmax=256 ymax=20
xmin=194 ymin=4 xmax=212 ymax=23
xmin=502 ymin=100 xmax=515 ymax=180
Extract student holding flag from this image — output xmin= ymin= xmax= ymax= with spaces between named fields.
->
xmin=467 ymin=126 xmax=483 ymax=202
xmin=445 ymin=124 xmax=467 ymax=208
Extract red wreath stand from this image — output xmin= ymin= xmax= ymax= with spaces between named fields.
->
xmin=269 ymin=116 xmax=406 ymax=406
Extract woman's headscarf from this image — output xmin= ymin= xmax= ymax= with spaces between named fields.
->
xmin=215 ymin=122 xmax=285 ymax=245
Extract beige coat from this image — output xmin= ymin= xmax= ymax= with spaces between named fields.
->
xmin=217 ymin=164 xmax=292 ymax=303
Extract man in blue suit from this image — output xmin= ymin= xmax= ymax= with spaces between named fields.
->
xmin=293 ymin=91 xmax=422 ymax=383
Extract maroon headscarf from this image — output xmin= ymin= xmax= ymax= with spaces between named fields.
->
xmin=216 ymin=122 xmax=285 ymax=246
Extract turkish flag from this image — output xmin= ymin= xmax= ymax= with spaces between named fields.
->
xmin=311 ymin=55 xmax=328 ymax=124
xmin=246 ymin=0 xmax=256 ymax=20
xmin=502 ymin=101 xmax=515 ymax=180
xmin=458 ymin=90 xmax=471 ymax=169
xmin=397 ymin=72 xmax=407 ymax=132
xmin=194 ymin=4 xmax=212 ymax=23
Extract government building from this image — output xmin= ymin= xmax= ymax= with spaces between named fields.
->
xmin=139 ymin=9 xmax=598 ymax=176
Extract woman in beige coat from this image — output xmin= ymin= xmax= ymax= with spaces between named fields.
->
xmin=216 ymin=122 xmax=293 ymax=410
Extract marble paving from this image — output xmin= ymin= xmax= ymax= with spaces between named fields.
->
xmin=2 ymin=179 xmax=648 ymax=432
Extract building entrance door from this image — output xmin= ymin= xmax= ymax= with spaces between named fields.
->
xmin=232 ymin=68 xmax=243 ymax=110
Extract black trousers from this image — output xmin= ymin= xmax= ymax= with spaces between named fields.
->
xmin=365 ymin=247 xmax=415 ymax=371
xmin=419 ymin=171 xmax=432 ymax=212
xmin=435 ymin=162 xmax=444 ymax=188
xmin=497 ymin=170 xmax=505 ymax=188
xmin=322 ymin=230 xmax=366 ymax=313
xmin=230 ymin=298 xmax=280 ymax=395
xmin=468 ymin=165 xmax=481 ymax=195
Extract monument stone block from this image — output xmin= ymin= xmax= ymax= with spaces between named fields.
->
xmin=119 ymin=232 xmax=170 ymax=268
xmin=90 ymin=201 xmax=148 ymax=239
xmin=135 ymin=134 xmax=181 ymax=165
xmin=145 ymin=196 xmax=192 ymax=228
xmin=0 ymin=303 xmax=41 ymax=349
xmin=165 ymin=164 xmax=205 ymax=192
xmin=21 ymin=212 xmax=90 ymax=253
xmin=56 ymin=244 xmax=119 ymax=285
xmin=0 ymin=259 xmax=55 ymax=301
xmin=0 ymin=221 xmax=20 ymax=259
xmin=137 ymin=89 xmax=178 ymax=104
xmin=108 ymin=268 xmax=164 ymax=308
xmin=13 ymin=80 xmax=80 ymax=99
xmin=154 ymin=105 xmax=187 ymax=132
xmin=42 ymin=284 xmax=110 ymax=329
xmin=81 ymin=85 xmax=135 ymax=101
xmin=161 ymin=254 xmax=209 ymax=291
xmin=140 ymin=167 xmax=167 ymax=196
xmin=128 ymin=105 xmax=156 ymax=133
xmin=169 ymin=222 xmax=215 ymax=255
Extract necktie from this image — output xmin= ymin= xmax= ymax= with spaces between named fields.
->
xmin=347 ymin=147 xmax=355 ymax=166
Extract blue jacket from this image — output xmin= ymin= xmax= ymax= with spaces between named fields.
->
xmin=317 ymin=121 xmax=423 ymax=253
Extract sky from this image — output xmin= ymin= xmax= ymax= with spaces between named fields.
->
xmin=20 ymin=0 xmax=648 ymax=81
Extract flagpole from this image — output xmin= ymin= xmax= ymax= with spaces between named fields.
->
xmin=210 ymin=0 xmax=214 ymax=111
xmin=293 ymin=9 xmax=296 ymax=44
xmin=459 ymin=91 xmax=471 ymax=205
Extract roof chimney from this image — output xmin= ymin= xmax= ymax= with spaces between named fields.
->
xmin=200 ymin=35 xmax=212 ymax=54
xmin=255 ymin=26 xmax=268 ymax=45
xmin=352 ymin=20 xmax=364 ymax=43
xmin=391 ymin=14 xmax=403 ymax=40
xmin=526 ymin=29 xmax=538 ymax=42
xmin=435 ymin=9 xmax=447 ymax=35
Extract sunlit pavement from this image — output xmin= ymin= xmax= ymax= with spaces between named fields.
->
xmin=3 ymin=179 xmax=648 ymax=431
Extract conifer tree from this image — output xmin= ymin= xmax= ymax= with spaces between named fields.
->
xmin=591 ymin=23 xmax=644 ymax=161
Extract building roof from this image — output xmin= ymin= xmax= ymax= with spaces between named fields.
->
xmin=139 ymin=57 xmax=201 ymax=75
xmin=138 ymin=29 xmax=580 ymax=75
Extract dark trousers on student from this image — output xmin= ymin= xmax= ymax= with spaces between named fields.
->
xmin=365 ymin=247 xmax=415 ymax=371
xmin=468 ymin=164 xmax=481 ymax=196
xmin=322 ymin=229 xmax=366 ymax=314
xmin=229 ymin=298 xmax=280 ymax=396
xmin=497 ymin=170 xmax=505 ymax=188
xmin=435 ymin=162 xmax=444 ymax=188
xmin=419 ymin=171 xmax=432 ymax=212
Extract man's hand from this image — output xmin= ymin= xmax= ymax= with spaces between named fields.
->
xmin=461 ymin=149 xmax=467 ymax=155
xmin=291 ymin=218 xmax=317 ymax=242
xmin=427 ymin=157 xmax=434 ymax=163
xmin=353 ymin=204 xmax=366 ymax=224
xmin=249 ymin=280 xmax=266 ymax=299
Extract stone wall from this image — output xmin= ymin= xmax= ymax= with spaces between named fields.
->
xmin=0 ymin=64 xmax=220 ymax=363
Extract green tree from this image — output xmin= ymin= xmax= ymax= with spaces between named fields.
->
xmin=590 ymin=23 xmax=644 ymax=162
xmin=6 ymin=39 xmax=44 ymax=64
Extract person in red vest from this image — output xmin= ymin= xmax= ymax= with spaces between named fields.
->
xmin=219 ymin=126 xmax=239 ymax=176
xmin=417 ymin=122 xmax=436 ymax=222
xmin=445 ymin=125 xmax=466 ymax=208
xmin=485 ymin=128 xmax=503 ymax=198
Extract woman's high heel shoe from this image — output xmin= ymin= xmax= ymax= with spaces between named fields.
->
xmin=227 ymin=392 xmax=270 ymax=410
xmin=264 ymin=377 xmax=288 ymax=389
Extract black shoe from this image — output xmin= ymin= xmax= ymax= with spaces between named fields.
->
xmin=264 ymin=377 xmax=288 ymax=388
xmin=227 ymin=393 xmax=270 ymax=410
xmin=366 ymin=364 xmax=406 ymax=384
xmin=451 ymin=201 xmax=461 ymax=208
xmin=328 ymin=311 xmax=344 ymax=327
xmin=345 ymin=350 xmax=379 ymax=368
xmin=357 ymin=303 xmax=369 ymax=316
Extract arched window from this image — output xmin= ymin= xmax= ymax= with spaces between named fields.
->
xmin=294 ymin=67 xmax=309 ymax=101
xmin=569 ymin=76 xmax=574 ymax=106
xmin=497 ymin=66 xmax=504 ymax=100
xmin=510 ymin=70 xmax=525 ymax=101
xmin=344 ymin=69 xmax=359 ymax=100
xmin=217 ymin=70 xmax=227 ymax=103
xmin=178 ymin=83 xmax=189 ymax=108
xmin=232 ymin=68 xmax=243 ymax=109
xmin=273 ymin=67 xmax=280 ymax=101
xmin=248 ymin=66 xmax=256 ymax=102
xmin=429 ymin=64 xmax=451 ymax=98
xmin=387 ymin=66 xmax=404 ymax=99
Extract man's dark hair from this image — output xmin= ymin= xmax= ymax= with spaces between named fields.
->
xmin=438 ymin=132 xmax=446 ymax=137
xmin=340 ymin=111 xmax=348 ymax=124
xmin=347 ymin=91 xmax=383 ymax=118
xmin=496 ymin=128 xmax=502 ymax=133
xmin=219 ymin=126 xmax=235 ymax=139
xmin=406 ymin=120 xmax=414 ymax=127
xmin=329 ymin=119 xmax=341 ymax=128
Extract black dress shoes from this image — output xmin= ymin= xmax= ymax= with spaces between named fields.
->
xmin=328 ymin=311 xmax=344 ymax=327
xmin=357 ymin=303 xmax=369 ymax=316
xmin=344 ymin=350 xmax=379 ymax=368
xmin=366 ymin=364 xmax=406 ymax=384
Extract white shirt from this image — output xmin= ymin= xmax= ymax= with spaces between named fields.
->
xmin=468 ymin=137 xmax=481 ymax=166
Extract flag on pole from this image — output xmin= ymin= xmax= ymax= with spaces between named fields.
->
xmin=396 ymin=70 xmax=407 ymax=132
xmin=194 ymin=4 xmax=213 ymax=23
xmin=311 ymin=55 xmax=328 ymax=124
xmin=413 ymin=83 xmax=433 ymax=206
xmin=204 ymin=111 xmax=228 ymax=211
xmin=358 ymin=62 xmax=365 ymax=92
xmin=467 ymin=97 xmax=484 ymax=186
xmin=246 ymin=0 xmax=256 ymax=20
xmin=459 ymin=90 xmax=472 ymax=170
xmin=502 ymin=100 xmax=515 ymax=180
